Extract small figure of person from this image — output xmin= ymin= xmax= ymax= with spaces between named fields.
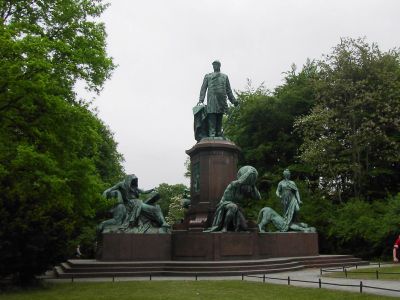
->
xmin=75 ymin=244 xmax=82 ymax=258
xmin=98 ymin=174 xmax=170 ymax=234
xmin=205 ymin=166 xmax=261 ymax=232
xmin=393 ymin=234 xmax=400 ymax=263
xmin=197 ymin=60 xmax=238 ymax=139
xmin=276 ymin=169 xmax=302 ymax=223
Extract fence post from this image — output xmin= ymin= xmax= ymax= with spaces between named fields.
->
xmin=360 ymin=281 xmax=363 ymax=293
xmin=378 ymin=261 xmax=381 ymax=268
xmin=195 ymin=274 xmax=198 ymax=281
xmin=320 ymin=268 xmax=322 ymax=276
xmin=150 ymin=274 xmax=152 ymax=281
xmin=345 ymin=269 xmax=347 ymax=278
xmin=355 ymin=264 xmax=358 ymax=269
xmin=71 ymin=276 xmax=74 ymax=283
xmin=287 ymin=276 xmax=290 ymax=285
xmin=376 ymin=270 xmax=379 ymax=279
xmin=241 ymin=274 xmax=244 ymax=281
xmin=112 ymin=275 xmax=115 ymax=282
xmin=263 ymin=274 xmax=265 ymax=283
xmin=318 ymin=278 xmax=321 ymax=288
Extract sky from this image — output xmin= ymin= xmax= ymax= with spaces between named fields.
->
xmin=88 ymin=0 xmax=400 ymax=189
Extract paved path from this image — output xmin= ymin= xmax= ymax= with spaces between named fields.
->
xmin=44 ymin=266 xmax=400 ymax=298
xmin=244 ymin=268 xmax=400 ymax=298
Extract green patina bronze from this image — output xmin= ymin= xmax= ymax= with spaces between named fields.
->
xmin=194 ymin=60 xmax=238 ymax=141
xmin=258 ymin=169 xmax=316 ymax=233
xmin=276 ymin=169 xmax=302 ymax=222
xmin=257 ymin=207 xmax=316 ymax=233
xmin=98 ymin=174 xmax=170 ymax=234
xmin=205 ymin=166 xmax=261 ymax=232
xmin=182 ymin=188 xmax=191 ymax=209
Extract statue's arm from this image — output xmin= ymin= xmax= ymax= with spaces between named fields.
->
xmin=225 ymin=77 xmax=237 ymax=105
xmin=253 ymin=187 xmax=261 ymax=200
xmin=220 ymin=181 xmax=237 ymax=202
xmin=199 ymin=75 xmax=208 ymax=104
xmin=138 ymin=188 xmax=154 ymax=194
xmin=276 ymin=182 xmax=282 ymax=198
xmin=295 ymin=189 xmax=302 ymax=204
xmin=292 ymin=181 xmax=302 ymax=204
xmin=102 ymin=183 xmax=121 ymax=198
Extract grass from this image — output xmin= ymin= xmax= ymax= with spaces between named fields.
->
xmin=324 ymin=265 xmax=400 ymax=280
xmin=0 ymin=280 xmax=395 ymax=300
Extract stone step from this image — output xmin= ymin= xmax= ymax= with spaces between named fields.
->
xmin=59 ymin=261 xmax=302 ymax=274
xmin=66 ymin=255 xmax=354 ymax=268
xmin=55 ymin=265 xmax=306 ymax=278
xmin=53 ymin=255 xmax=368 ymax=279
xmin=305 ymin=260 xmax=369 ymax=268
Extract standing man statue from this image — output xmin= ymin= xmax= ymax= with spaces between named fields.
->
xmin=196 ymin=60 xmax=238 ymax=139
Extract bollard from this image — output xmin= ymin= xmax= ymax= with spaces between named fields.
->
xmin=376 ymin=270 xmax=379 ymax=279
xmin=288 ymin=276 xmax=290 ymax=285
xmin=345 ymin=269 xmax=347 ymax=278
xmin=360 ymin=281 xmax=363 ymax=293
xmin=318 ymin=278 xmax=321 ymax=288
xmin=263 ymin=274 xmax=265 ymax=283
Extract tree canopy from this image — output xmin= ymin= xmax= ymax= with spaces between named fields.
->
xmin=0 ymin=0 xmax=123 ymax=284
xmin=295 ymin=38 xmax=400 ymax=201
xmin=224 ymin=38 xmax=400 ymax=259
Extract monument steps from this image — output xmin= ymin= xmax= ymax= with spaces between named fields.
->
xmin=59 ymin=261 xmax=302 ymax=273
xmin=53 ymin=255 xmax=367 ymax=279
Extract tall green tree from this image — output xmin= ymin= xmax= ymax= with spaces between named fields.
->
xmin=224 ymin=62 xmax=317 ymax=190
xmin=156 ymin=183 xmax=187 ymax=216
xmin=0 ymin=0 xmax=122 ymax=284
xmin=295 ymin=38 xmax=400 ymax=201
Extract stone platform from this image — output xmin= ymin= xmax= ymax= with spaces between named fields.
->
xmin=98 ymin=231 xmax=318 ymax=261
xmin=54 ymin=255 xmax=369 ymax=278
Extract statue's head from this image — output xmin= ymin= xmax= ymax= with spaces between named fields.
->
xmin=283 ymin=169 xmax=291 ymax=179
xmin=212 ymin=60 xmax=221 ymax=72
xmin=237 ymin=165 xmax=258 ymax=186
xmin=125 ymin=174 xmax=138 ymax=189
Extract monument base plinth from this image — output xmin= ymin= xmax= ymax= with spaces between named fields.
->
xmin=185 ymin=139 xmax=241 ymax=229
xmin=98 ymin=231 xmax=319 ymax=261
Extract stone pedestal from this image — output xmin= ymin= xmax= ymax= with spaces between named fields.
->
xmin=172 ymin=231 xmax=319 ymax=260
xmin=185 ymin=139 xmax=241 ymax=230
xmin=100 ymin=233 xmax=171 ymax=261
xmin=98 ymin=231 xmax=319 ymax=261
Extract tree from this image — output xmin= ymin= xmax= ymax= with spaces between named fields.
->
xmin=295 ymin=38 xmax=400 ymax=201
xmin=224 ymin=63 xmax=317 ymax=191
xmin=0 ymin=0 xmax=121 ymax=284
xmin=156 ymin=183 xmax=187 ymax=216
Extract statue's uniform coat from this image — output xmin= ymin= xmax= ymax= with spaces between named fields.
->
xmin=199 ymin=72 xmax=236 ymax=113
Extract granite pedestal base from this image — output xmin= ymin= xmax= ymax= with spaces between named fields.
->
xmin=185 ymin=139 xmax=241 ymax=230
xmin=100 ymin=233 xmax=171 ymax=261
xmin=98 ymin=231 xmax=319 ymax=261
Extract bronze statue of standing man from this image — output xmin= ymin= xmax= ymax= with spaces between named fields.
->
xmin=197 ymin=60 xmax=238 ymax=138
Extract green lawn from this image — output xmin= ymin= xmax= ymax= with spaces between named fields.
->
xmin=324 ymin=265 xmax=400 ymax=280
xmin=0 ymin=280 xmax=394 ymax=300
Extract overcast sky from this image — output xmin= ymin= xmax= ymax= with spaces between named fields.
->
xmin=89 ymin=0 xmax=400 ymax=189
